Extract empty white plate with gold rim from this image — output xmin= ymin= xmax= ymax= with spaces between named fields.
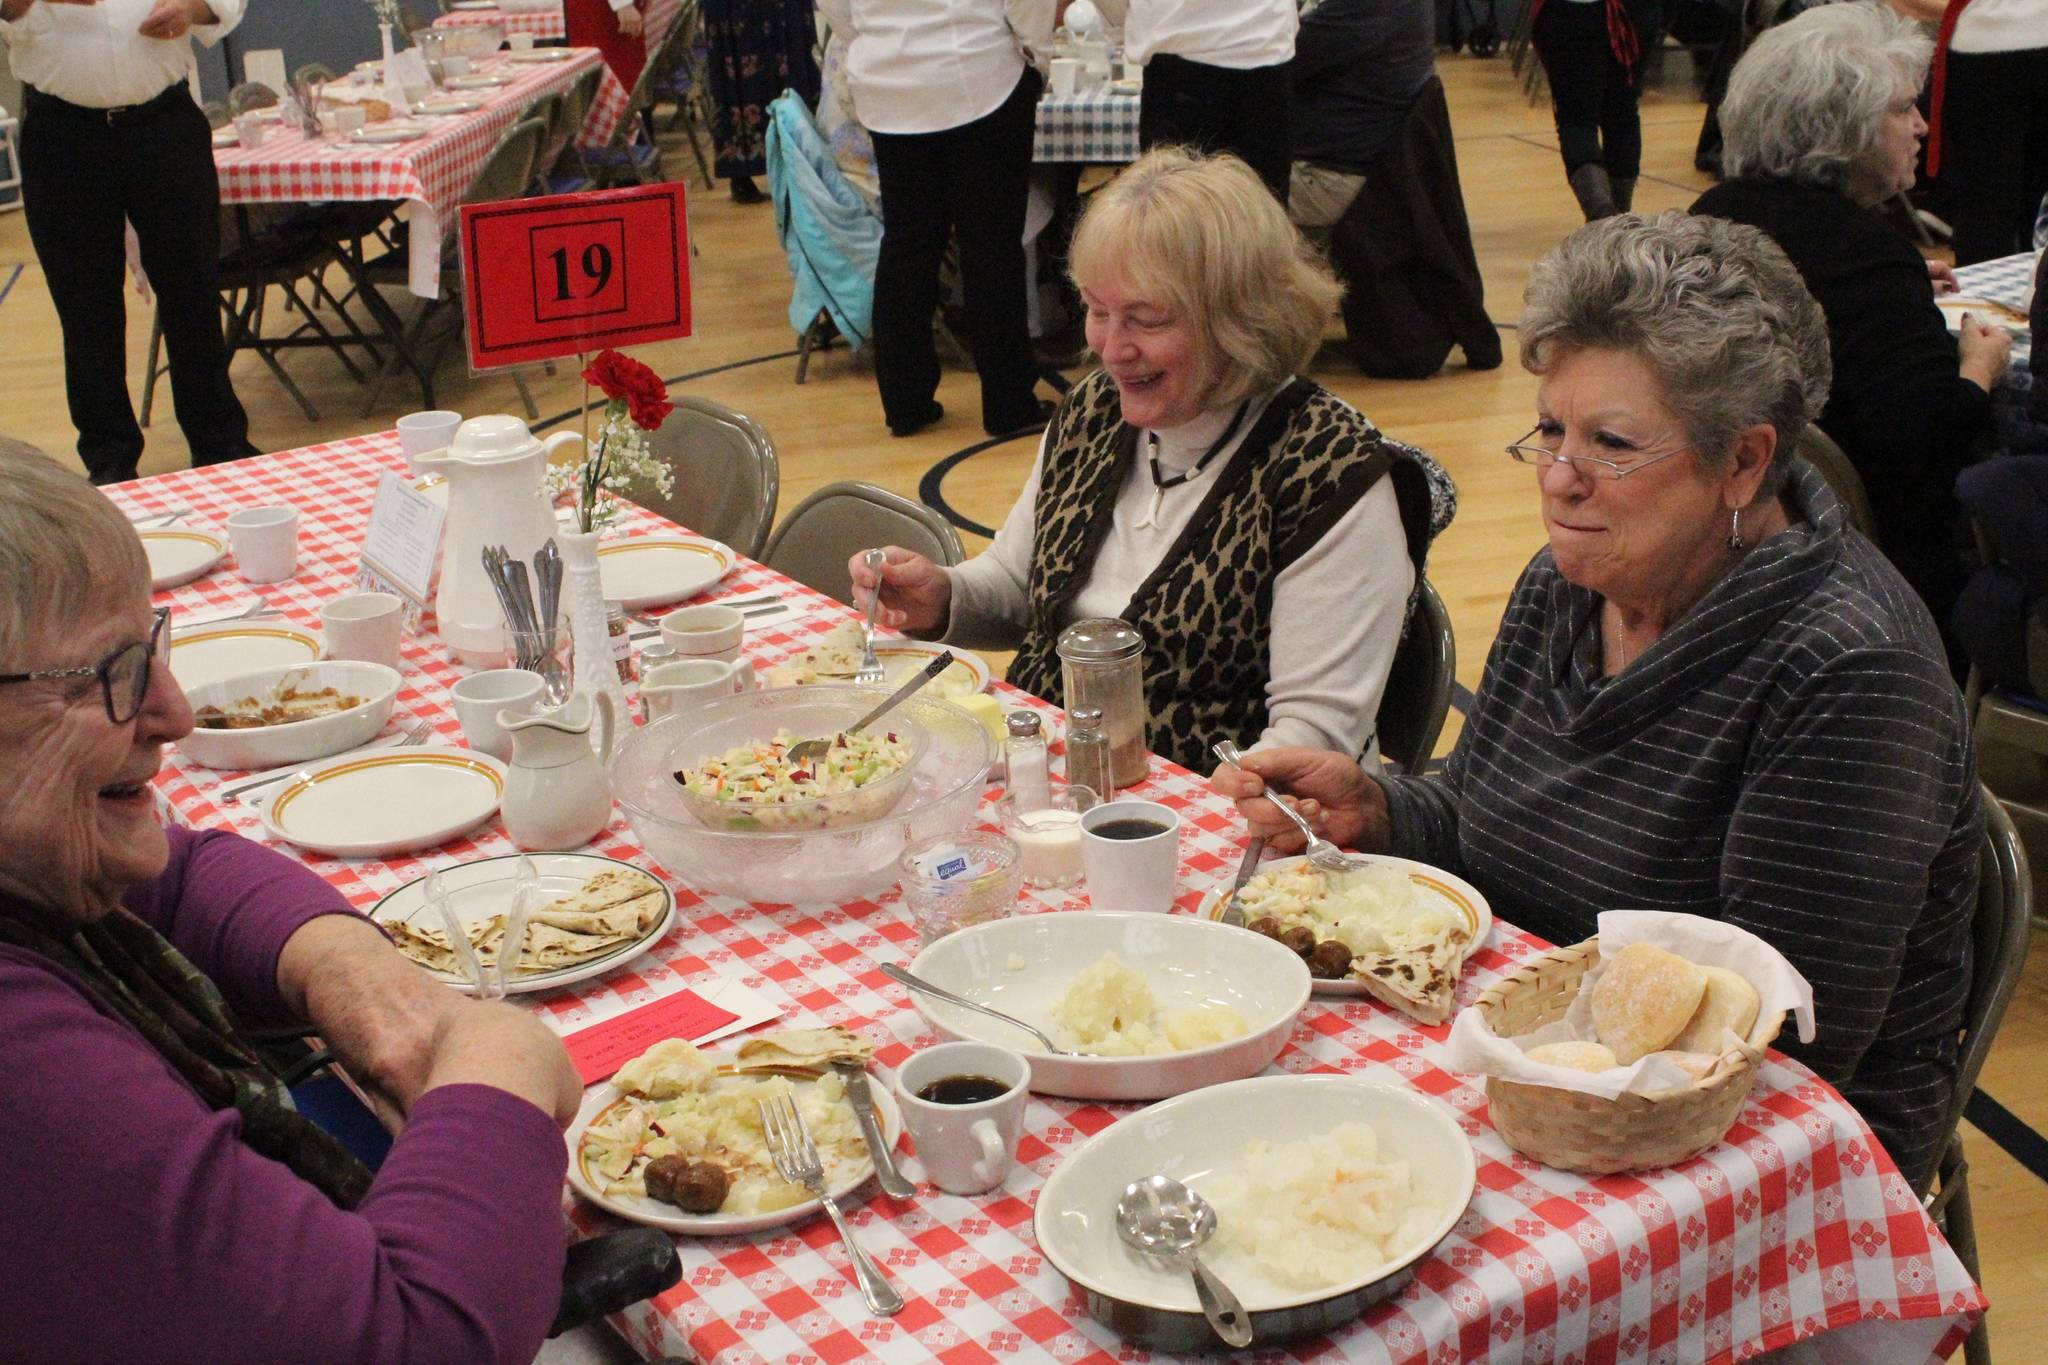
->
xmin=505 ymin=48 xmax=573 ymax=62
xmin=259 ymin=745 xmax=507 ymax=858
xmin=413 ymin=96 xmax=487 ymax=115
xmin=596 ymin=533 xmax=736 ymax=610
xmin=141 ymin=528 xmax=229 ymax=590
xmin=353 ymin=121 xmax=430 ymax=144
xmin=445 ymin=73 xmax=511 ymax=89
xmin=169 ymin=620 xmax=323 ymax=692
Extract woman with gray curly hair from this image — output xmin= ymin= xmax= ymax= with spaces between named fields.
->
xmin=1215 ymin=211 xmax=1980 ymax=1192
xmin=851 ymin=146 xmax=1453 ymax=774
xmin=1692 ymin=2 xmax=2011 ymax=677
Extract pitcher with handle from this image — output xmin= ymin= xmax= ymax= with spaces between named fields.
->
xmin=500 ymin=688 xmax=617 ymax=850
xmin=417 ymin=415 xmax=585 ymax=666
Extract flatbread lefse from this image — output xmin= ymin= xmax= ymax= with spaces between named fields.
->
xmin=384 ymin=866 xmax=666 ymax=976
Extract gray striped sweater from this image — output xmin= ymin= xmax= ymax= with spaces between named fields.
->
xmin=1384 ymin=461 xmax=1980 ymax=1190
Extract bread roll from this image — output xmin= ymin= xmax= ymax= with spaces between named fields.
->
xmin=1526 ymin=1041 xmax=1619 ymax=1072
xmin=1644 ymin=1049 xmax=1721 ymax=1082
xmin=1668 ymin=965 xmax=1762 ymax=1054
xmin=1590 ymin=943 xmax=1706 ymax=1065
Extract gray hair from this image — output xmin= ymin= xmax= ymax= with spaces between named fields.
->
xmin=1720 ymin=2 xmax=1931 ymax=192
xmin=1519 ymin=212 xmax=1832 ymax=496
xmin=0 ymin=452 xmax=150 ymax=668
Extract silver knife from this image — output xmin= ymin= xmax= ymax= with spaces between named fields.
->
xmin=835 ymin=1060 xmax=916 ymax=1199
xmin=1220 ymin=835 xmax=1268 ymax=928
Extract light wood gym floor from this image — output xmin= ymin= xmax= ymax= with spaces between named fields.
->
xmin=0 ymin=47 xmax=2039 ymax=1360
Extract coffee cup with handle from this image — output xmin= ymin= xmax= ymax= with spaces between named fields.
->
xmin=641 ymin=658 xmax=756 ymax=722
xmin=658 ymin=604 xmax=746 ymax=664
xmin=894 ymin=1042 xmax=1031 ymax=1196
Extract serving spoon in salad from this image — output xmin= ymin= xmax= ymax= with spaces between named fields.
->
xmin=786 ymin=651 xmax=955 ymax=769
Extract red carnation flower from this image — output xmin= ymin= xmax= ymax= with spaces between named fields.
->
xmin=582 ymin=348 xmax=673 ymax=431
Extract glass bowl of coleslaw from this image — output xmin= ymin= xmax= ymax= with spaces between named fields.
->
xmin=612 ymin=686 xmax=996 ymax=903
xmin=670 ymin=709 xmax=928 ymax=832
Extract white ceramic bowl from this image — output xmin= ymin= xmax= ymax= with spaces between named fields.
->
xmin=1035 ymin=1075 xmax=1476 ymax=1349
xmin=905 ymin=912 xmax=1310 ymax=1100
xmin=177 ymin=661 xmax=400 ymax=770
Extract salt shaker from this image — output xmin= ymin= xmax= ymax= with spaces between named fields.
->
xmin=1056 ymin=617 xmax=1148 ymax=789
xmin=1064 ymin=705 xmax=1114 ymax=799
xmin=1005 ymin=711 xmax=1051 ymax=813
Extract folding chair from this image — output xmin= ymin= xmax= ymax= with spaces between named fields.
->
xmin=636 ymin=395 xmax=780 ymax=559
xmin=1794 ymin=426 xmax=1879 ymax=542
xmin=1376 ymin=578 xmax=1456 ymax=774
xmin=761 ymin=481 xmax=965 ymax=606
xmin=650 ymin=0 xmax=713 ymax=186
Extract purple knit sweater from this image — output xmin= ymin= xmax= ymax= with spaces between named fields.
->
xmin=0 ymin=827 xmax=569 ymax=1363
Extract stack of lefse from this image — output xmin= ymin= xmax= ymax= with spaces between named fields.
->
xmin=386 ymin=868 xmax=666 ymax=976
xmin=1475 ymin=941 xmax=1786 ymax=1174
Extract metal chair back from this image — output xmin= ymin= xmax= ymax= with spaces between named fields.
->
xmin=1794 ymin=426 xmax=1879 ymax=542
xmin=228 ymin=82 xmax=280 ymax=116
xmin=1376 ymin=577 xmax=1456 ymax=773
xmin=638 ymin=396 xmax=781 ymax=560
xmin=1949 ymin=792 xmax=2033 ymax=1153
xmin=762 ymin=481 xmax=965 ymax=606
xmin=464 ymin=117 xmax=547 ymax=213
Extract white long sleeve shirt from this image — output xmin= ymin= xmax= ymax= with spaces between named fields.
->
xmin=940 ymin=389 xmax=1413 ymax=760
xmin=813 ymin=0 xmax=1054 ymax=134
xmin=2 ymin=0 xmax=243 ymax=108
xmin=1091 ymin=0 xmax=1297 ymax=70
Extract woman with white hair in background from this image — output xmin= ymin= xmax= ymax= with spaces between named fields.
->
xmin=1692 ymin=2 xmax=2011 ymax=677
xmin=851 ymin=147 xmax=1453 ymax=774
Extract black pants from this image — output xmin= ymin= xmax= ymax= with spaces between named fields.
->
xmin=1137 ymin=54 xmax=1291 ymax=204
xmin=1533 ymin=0 xmax=1651 ymax=180
xmin=20 ymin=86 xmax=253 ymax=485
xmin=1942 ymin=46 xmax=2048 ymax=266
xmin=869 ymin=68 xmax=1043 ymax=435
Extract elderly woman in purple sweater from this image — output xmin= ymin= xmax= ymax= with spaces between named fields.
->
xmin=0 ymin=457 xmax=583 ymax=1362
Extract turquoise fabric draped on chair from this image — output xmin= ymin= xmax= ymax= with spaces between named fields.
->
xmin=765 ymin=90 xmax=880 ymax=350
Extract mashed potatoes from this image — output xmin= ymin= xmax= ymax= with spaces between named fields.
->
xmin=1203 ymin=1123 xmax=1441 ymax=1290
xmin=1047 ymin=953 xmax=1251 ymax=1057
xmin=1236 ymin=861 xmax=1463 ymax=959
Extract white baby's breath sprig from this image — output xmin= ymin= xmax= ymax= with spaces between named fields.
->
xmin=550 ymin=397 xmax=677 ymax=535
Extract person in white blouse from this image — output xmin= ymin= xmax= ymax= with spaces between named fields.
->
xmin=1085 ymin=0 xmax=1298 ymax=201
xmin=850 ymin=148 xmax=1454 ymax=774
xmin=814 ymin=0 xmax=1057 ymax=439
xmin=0 ymin=0 xmax=258 ymax=484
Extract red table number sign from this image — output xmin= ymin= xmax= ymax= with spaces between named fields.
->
xmin=458 ymin=181 xmax=691 ymax=372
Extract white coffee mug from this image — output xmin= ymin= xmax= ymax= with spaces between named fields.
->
xmin=331 ymin=105 xmax=368 ymax=135
xmin=226 ymin=506 xmax=299 ymax=584
xmin=509 ymin=31 xmax=536 ymax=51
xmin=641 ymin=658 xmax=756 ymax=721
xmin=659 ymin=604 xmax=745 ymax=663
xmin=1048 ymin=57 xmax=1081 ymax=98
xmin=895 ymin=1042 xmax=1031 ymax=1196
xmin=396 ymin=410 xmax=463 ymax=474
xmin=451 ymin=668 xmax=545 ymax=761
xmin=321 ymin=591 xmax=405 ymax=669
xmin=1079 ymin=798 xmax=1181 ymax=913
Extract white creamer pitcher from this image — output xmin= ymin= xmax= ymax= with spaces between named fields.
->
xmin=500 ymin=688 xmax=617 ymax=850
xmin=416 ymin=415 xmax=585 ymax=666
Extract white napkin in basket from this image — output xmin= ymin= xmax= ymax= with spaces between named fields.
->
xmin=1443 ymin=910 xmax=1817 ymax=1100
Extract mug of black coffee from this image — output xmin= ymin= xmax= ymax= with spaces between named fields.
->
xmin=894 ymin=1042 xmax=1031 ymax=1195
xmin=1078 ymin=798 xmax=1181 ymax=913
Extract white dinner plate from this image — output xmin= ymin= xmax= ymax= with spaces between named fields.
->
xmin=596 ymin=533 xmax=736 ymax=609
xmin=353 ymin=122 xmax=430 ymax=144
xmin=505 ymin=48 xmax=573 ymax=63
xmin=141 ymin=528 xmax=229 ymax=590
xmin=1196 ymin=852 xmax=1492 ymax=998
xmin=445 ymin=73 xmax=512 ymax=89
xmin=871 ymin=642 xmax=991 ymax=697
xmin=169 ymin=620 xmax=324 ymax=692
xmin=370 ymin=852 xmax=676 ymax=994
xmin=451 ymin=0 xmax=498 ymax=7
xmin=1035 ymin=1075 xmax=1475 ymax=1318
xmin=212 ymin=130 xmax=240 ymax=148
xmin=412 ymin=96 xmax=487 ymax=115
xmin=566 ymin=1051 xmax=904 ymax=1235
xmin=259 ymin=745 xmax=506 ymax=858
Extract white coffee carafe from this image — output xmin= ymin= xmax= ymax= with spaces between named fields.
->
xmin=415 ymin=415 xmax=585 ymax=666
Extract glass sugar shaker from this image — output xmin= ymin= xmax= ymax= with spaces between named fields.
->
xmin=1057 ymin=617 xmax=1148 ymax=789
xmin=1005 ymin=711 xmax=1052 ymax=813
xmin=1064 ymin=705 xmax=1114 ymax=800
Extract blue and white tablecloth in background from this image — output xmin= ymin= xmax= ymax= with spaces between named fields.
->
xmin=1953 ymin=250 xmax=2038 ymax=367
xmin=1033 ymin=90 xmax=1141 ymax=164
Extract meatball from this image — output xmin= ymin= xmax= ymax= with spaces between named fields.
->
xmin=1248 ymin=917 xmax=1282 ymax=940
xmin=1309 ymin=939 xmax=1355 ymax=980
xmin=1280 ymin=926 xmax=1317 ymax=959
xmin=642 ymin=1155 xmax=691 ymax=1205
xmin=670 ymin=1161 xmax=731 ymax=1214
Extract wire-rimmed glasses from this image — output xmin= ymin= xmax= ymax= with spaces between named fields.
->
xmin=0 ymin=607 xmax=172 ymax=724
xmin=1505 ymin=426 xmax=1699 ymax=481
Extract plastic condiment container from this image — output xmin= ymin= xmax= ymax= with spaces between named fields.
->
xmin=997 ymin=784 xmax=1097 ymax=889
xmin=897 ymin=831 xmax=1023 ymax=945
xmin=1057 ymin=617 xmax=1148 ymax=789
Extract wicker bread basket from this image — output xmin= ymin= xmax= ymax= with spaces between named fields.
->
xmin=1473 ymin=937 xmax=1786 ymax=1174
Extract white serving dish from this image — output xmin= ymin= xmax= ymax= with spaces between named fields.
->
xmin=178 ymin=661 xmax=400 ymax=770
xmin=369 ymin=852 xmax=675 ymax=995
xmin=259 ymin=745 xmax=506 ymax=858
xmin=595 ymin=532 xmax=735 ymax=610
xmin=1036 ymin=1075 xmax=1475 ymax=1349
xmin=565 ymin=1053 xmax=905 ymax=1235
xmin=613 ymin=687 xmax=994 ymax=903
xmin=1195 ymin=853 xmax=1493 ymax=998
xmin=905 ymin=912 xmax=1310 ymax=1100
xmin=141 ymin=527 xmax=228 ymax=590
xmin=169 ymin=619 xmax=324 ymax=693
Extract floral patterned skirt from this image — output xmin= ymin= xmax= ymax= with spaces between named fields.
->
xmin=703 ymin=0 xmax=822 ymax=180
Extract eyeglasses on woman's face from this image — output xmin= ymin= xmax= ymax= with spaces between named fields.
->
xmin=1505 ymin=422 xmax=1700 ymax=480
xmin=0 ymin=607 xmax=172 ymax=724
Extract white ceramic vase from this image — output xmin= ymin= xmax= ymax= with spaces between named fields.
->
xmin=379 ymin=22 xmax=409 ymax=115
xmin=557 ymin=528 xmax=631 ymax=747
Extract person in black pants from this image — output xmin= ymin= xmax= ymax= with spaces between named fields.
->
xmin=17 ymin=72 xmax=255 ymax=485
xmin=868 ymin=68 xmax=1047 ymax=438
xmin=1938 ymin=44 xmax=2048 ymax=266
xmin=1531 ymin=0 xmax=1661 ymax=220
xmin=1138 ymin=55 xmax=1291 ymax=203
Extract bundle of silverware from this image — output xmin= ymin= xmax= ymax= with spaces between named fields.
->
xmin=483 ymin=541 xmax=570 ymax=702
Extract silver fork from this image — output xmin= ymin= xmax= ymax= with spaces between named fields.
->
xmin=1212 ymin=740 xmax=1362 ymax=875
xmin=855 ymin=548 xmax=887 ymax=685
xmin=757 ymin=1092 xmax=903 ymax=1316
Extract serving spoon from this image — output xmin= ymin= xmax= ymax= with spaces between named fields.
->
xmin=1115 ymin=1175 xmax=1254 ymax=1347
xmin=878 ymin=963 xmax=1074 ymax=1055
xmin=786 ymin=651 xmax=953 ymax=767
xmin=1212 ymin=740 xmax=1361 ymax=875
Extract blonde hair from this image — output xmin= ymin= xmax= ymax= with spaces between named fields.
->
xmin=1069 ymin=146 xmax=1342 ymax=409
xmin=0 ymin=451 xmax=150 ymax=668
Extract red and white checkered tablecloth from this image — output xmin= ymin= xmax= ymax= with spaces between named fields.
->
xmin=116 ymin=435 xmax=1987 ymax=1365
xmin=435 ymin=3 xmax=569 ymax=41
xmin=214 ymin=51 xmax=625 ymax=298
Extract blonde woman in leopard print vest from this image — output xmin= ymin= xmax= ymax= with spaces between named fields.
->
xmin=850 ymin=146 xmax=1455 ymax=775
